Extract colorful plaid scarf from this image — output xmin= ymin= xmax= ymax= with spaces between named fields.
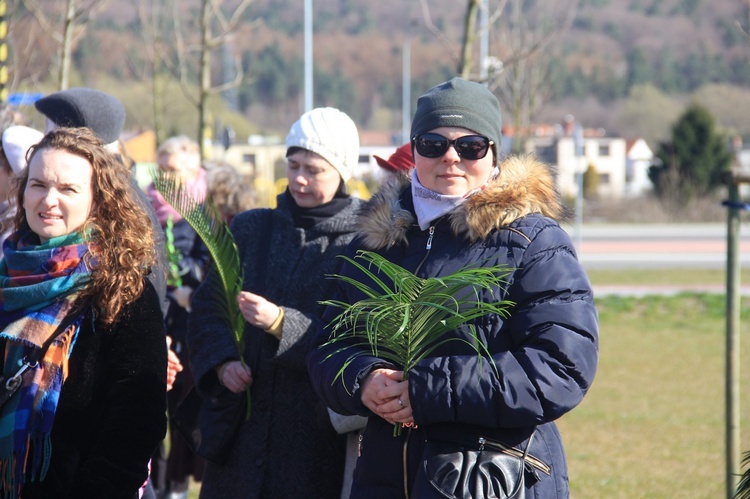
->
xmin=0 ymin=229 xmax=91 ymax=498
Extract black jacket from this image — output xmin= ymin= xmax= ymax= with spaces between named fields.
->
xmin=188 ymin=192 xmax=362 ymax=499
xmin=23 ymin=281 xmax=168 ymax=499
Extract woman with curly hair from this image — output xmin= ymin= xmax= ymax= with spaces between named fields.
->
xmin=0 ymin=127 xmax=167 ymax=498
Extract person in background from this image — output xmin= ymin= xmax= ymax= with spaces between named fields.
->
xmin=147 ymin=136 xmax=211 ymax=499
xmin=307 ymin=77 xmax=599 ymax=498
xmin=0 ymin=127 xmax=167 ymax=498
xmin=373 ymin=142 xmax=414 ymax=182
xmin=188 ymin=107 xmax=362 ymax=498
xmin=204 ymin=162 xmax=255 ymax=225
xmin=0 ymin=125 xmax=44 ymax=256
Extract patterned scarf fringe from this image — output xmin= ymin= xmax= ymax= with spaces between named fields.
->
xmin=1 ymin=454 xmax=19 ymax=499
xmin=0 ymin=432 xmax=53 ymax=499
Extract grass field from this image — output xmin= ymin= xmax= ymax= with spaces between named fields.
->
xmin=563 ymin=268 xmax=750 ymax=498
xmin=185 ymin=269 xmax=750 ymax=498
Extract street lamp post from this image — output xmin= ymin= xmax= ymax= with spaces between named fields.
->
xmin=573 ymin=123 xmax=584 ymax=251
xmin=402 ymin=34 xmax=411 ymax=145
xmin=304 ymin=0 xmax=313 ymax=112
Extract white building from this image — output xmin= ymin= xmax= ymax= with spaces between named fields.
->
xmin=625 ymin=139 xmax=654 ymax=197
xmin=203 ymin=124 xmax=656 ymax=206
xmin=524 ymin=128 xmax=653 ymax=200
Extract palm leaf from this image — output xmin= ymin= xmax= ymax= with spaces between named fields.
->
xmin=736 ymin=451 xmax=750 ymax=498
xmin=151 ymin=169 xmax=250 ymax=417
xmin=319 ymin=250 xmax=514 ymax=435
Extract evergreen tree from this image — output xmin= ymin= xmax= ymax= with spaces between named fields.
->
xmin=626 ymin=47 xmax=652 ymax=89
xmin=648 ymin=103 xmax=733 ymax=205
xmin=583 ymin=163 xmax=600 ymax=199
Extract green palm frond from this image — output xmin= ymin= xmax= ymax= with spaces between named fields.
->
xmin=736 ymin=451 xmax=750 ymax=498
xmin=164 ymin=215 xmax=184 ymax=287
xmin=152 ymin=169 xmax=250 ymax=418
xmin=319 ymin=250 xmax=514 ymax=435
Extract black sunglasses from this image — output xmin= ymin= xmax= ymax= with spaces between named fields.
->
xmin=412 ymin=133 xmax=493 ymax=160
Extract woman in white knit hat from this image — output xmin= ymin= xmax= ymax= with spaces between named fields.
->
xmin=187 ymin=107 xmax=363 ymax=498
xmin=0 ymin=125 xmax=44 ymax=259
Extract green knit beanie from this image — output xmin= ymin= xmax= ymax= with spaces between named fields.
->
xmin=410 ymin=77 xmax=502 ymax=161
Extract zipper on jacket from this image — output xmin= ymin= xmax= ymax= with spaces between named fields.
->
xmin=480 ymin=436 xmax=552 ymax=476
xmin=425 ymin=226 xmax=435 ymax=250
xmin=414 ymin=222 xmax=438 ymax=276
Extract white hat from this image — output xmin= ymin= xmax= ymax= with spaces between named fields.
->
xmin=285 ymin=107 xmax=360 ymax=182
xmin=2 ymin=126 xmax=43 ymax=175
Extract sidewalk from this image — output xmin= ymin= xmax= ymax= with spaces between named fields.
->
xmin=593 ymin=284 xmax=750 ymax=297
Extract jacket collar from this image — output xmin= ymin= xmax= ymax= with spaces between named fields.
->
xmin=357 ymin=155 xmax=564 ymax=250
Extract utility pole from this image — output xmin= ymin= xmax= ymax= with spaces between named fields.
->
xmin=573 ymin=122 xmax=584 ymax=251
xmin=401 ymin=33 xmax=410 ymax=144
xmin=479 ymin=0 xmax=488 ymax=85
xmin=0 ymin=0 xmax=7 ymax=103
xmin=304 ymin=0 xmax=313 ymax=112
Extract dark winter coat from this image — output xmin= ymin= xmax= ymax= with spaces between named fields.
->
xmin=307 ymin=156 xmax=599 ymax=498
xmin=163 ymin=218 xmax=210 ymax=483
xmin=23 ymin=280 xmax=168 ymax=499
xmin=187 ymin=191 xmax=362 ymax=499
xmin=165 ymin=218 xmax=211 ymax=354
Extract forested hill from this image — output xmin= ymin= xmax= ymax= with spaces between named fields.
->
xmin=16 ymin=0 xmax=749 ymax=146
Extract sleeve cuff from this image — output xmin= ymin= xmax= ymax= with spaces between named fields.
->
xmin=264 ymin=307 xmax=284 ymax=339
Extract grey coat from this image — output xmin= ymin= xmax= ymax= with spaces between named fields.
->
xmin=187 ymin=191 xmax=361 ymax=499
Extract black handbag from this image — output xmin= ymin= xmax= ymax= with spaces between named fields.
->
xmin=170 ymin=385 xmax=247 ymax=465
xmin=411 ymin=428 xmax=549 ymax=499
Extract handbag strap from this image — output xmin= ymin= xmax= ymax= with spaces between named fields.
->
xmin=479 ymin=427 xmax=538 ymax=498
xmin=5 ymin=303 xmax=85 ymax=389
xmin=510 ymin=428 xmax=535 ymax=497
xmin=28 ymin=303 xmax=85 ymax=364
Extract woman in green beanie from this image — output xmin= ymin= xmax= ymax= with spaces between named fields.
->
xmin=308 ymin=77 xmax=599 ymax=498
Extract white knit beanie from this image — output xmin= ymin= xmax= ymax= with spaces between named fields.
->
xmin=285 ymin=107 xmax=360 ymax=182
xmin=2 ymin=126 xmax=43 ymax=175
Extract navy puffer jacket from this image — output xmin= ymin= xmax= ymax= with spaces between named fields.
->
xmin=307 ymin=156 xmax=599 ymax=498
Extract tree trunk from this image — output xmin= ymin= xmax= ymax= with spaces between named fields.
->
xmin=198 ymin=0 xmax=211 ymax=159
xmin=459 ymin=0 xmax=480 ymax=79
xmin=59 ymin=0 xmax=75 ymax=90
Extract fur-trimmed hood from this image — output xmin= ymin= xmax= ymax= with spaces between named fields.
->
xmin=357 ymin=155 xmax=565 ymax=250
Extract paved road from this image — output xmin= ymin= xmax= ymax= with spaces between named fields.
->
xmin=562 ymin=223 xmax=750 ymax=270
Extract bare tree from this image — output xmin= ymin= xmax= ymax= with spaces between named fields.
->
xmin=486 ymin=0 xmax=578 ymax=153
xmin=737 ymin=0 xmax=750 ymax=40
xmin=135 ymin=0 xmax=175 ymax=145
xmin=452 ymin=1 xmax=577 ymax=153
xmin=21 ymin=0 xmax=111 ymax=90
xmin=163 ymin=0 xmax=253 ymax=159
xmin=418 ymin=0 xmax=461 ymax=72
xmin=0 ymin=2 xmax=53 ymax=93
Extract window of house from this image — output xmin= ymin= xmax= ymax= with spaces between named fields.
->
xmin=598 ymin=144 xmax=610 ymax=156
xmin=243 ymin=153 xmax=256 ymax=164
xmin=358 ymin=155 xmax=371 ymax=164
xmin=599 ymin=173 xmax=610 ymax=184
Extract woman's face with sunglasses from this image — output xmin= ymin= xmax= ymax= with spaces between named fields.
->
xmin=413 ymin=127 xmax=495 ymax=196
